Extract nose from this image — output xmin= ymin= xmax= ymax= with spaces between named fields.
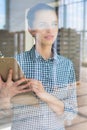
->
xmin=46 ymin=28 xmax=53 ymax=33
xmin=45 ymin=24 xmax=53 ymax=32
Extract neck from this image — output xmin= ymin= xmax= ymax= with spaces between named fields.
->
xmin=35 ymin=44 xmax=53 ymax=60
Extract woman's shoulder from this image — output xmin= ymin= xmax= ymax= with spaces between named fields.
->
xmin=57 ymin=54 xmax=73 ymax=66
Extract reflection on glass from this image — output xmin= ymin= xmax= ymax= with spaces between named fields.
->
xmin=66 ymin=2 xmax=83 ymax=31
xmin=85 ymin=1 xmax=87 ymax=30
xmin=63 ymin=0 xmax=83 ymax=4
xmin=0 ymin=0 xmax=6 ymax=29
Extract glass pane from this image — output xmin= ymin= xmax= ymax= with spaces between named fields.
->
xmin=0 ymin=0 xmax=6 ymax=29
xmin=63 ymin=0 xmax=83 ymax=4
xmin=66 ymin=2 xmax=83 ymax=31
xmin=83 ymin=33 xmax=87 ymax=62
xmin=85 ymin=1 xmax=87 ymax=30
xmin=59 ymin=6 xmax=64 ymax=28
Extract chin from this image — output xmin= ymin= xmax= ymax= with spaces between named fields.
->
xmin=44 ymin=42 xmax=53 ymax=46
xmin=45 ymin=40 xmax=54 ymax=45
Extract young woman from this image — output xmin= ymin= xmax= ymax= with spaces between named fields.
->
xmin=0 ymin=3 xmax=77 ymax=130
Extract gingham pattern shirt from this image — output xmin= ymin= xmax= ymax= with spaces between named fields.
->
xmin=11 ymin=46 xmax=77 ymax=130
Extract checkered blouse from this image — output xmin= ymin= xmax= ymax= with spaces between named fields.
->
xmin=11 ymin=46 xmax=77 ymax=130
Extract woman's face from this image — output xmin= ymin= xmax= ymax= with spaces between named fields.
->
xmin=31 ymin=10 xmax=58 ymax=46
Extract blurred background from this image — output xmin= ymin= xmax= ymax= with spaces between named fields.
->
xmin=0 ymin=0 xmax=87 ymax=130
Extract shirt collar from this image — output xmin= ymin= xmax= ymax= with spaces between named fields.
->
xmin=31 ymin=45 xmax=58 ymax=61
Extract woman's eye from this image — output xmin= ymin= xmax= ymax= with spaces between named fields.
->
xmin=38 ymin=23 xmax=47 ymax=29
xmin=37 ymin=22 xmax=58 ymax=29
xmin=52 ymin=23 xmax=58 ymax=27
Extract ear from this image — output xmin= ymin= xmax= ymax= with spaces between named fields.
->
xmin=28 ymin=25 xmax=37 ymax=37
xmin=28 ymin=29 xmax=36 ymax=37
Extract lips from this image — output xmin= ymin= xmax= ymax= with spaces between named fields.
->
xmin=44 ymin=35 xmax=54 ymax=40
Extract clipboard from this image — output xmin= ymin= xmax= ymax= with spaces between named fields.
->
xmin=0 ymin=57 xmax=39 ymax=105
xmin=0 ymin=57 xmax=24 ymax=81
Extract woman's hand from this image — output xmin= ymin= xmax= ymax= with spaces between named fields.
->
xmin=27 ymin=79 xmax=48 ymax=101
xmin=0 ymin=69 xmax=31 ymax=100
xmin=28 ymin=79 xmax=64 ymax=115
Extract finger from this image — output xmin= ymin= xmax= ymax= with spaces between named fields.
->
xmin=29 ymin=84 xmax=37 ymax=89
xmin=27 ymin=80 xmax=44 ymax=91
xmin=28 ymin=80 xmax=42 ymax=87
xmin=7 ymin=69 xmax=13 ymax=82
xmin=30 ymin=82 xmax=45 ymax=92
xmin=15 ymin=78 xmax=28 ymax=87
xmin=18 ymin=83 xmax=30 ymax=91
xmin=17 ymin=88 xmax=32 ymax=94
xmin=31 ymin=86 xmax=39 ymax=93
xmin=28 ymin=82 xmax=39 ymax=89
xmin=28 ymin=79 xmax=42 ymax=84
xmin=29 ymin=81 xmax=42 ymax=87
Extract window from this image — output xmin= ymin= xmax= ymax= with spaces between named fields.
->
xmin=59 ymin=0 xmax=87 ymax=64
xmin=66 ymin=2 xmax=83 ymax=31
xmin=0 ymin=0 xmax=6 ymax=29
xmin=59 ymin=6 xmax=64 ymax=28
xmin=85 ymin=1 xmax=87 ymax=30
xmin=63 ymin=0 xmax=82 ymax=4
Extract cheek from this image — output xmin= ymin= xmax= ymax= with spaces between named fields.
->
xmin=54 ymin=30 xmax=58 ymax=38
xmin=36 ymin=31 xmax=45 ymax=38
xmin=35 ymin=32 xmax=44 ymax=42
xmin=54 ymin=28 xmax=58 ymax=33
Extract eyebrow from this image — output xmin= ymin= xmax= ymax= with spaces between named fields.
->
xmin=39 ymin=21 xmax=58 ymax=24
